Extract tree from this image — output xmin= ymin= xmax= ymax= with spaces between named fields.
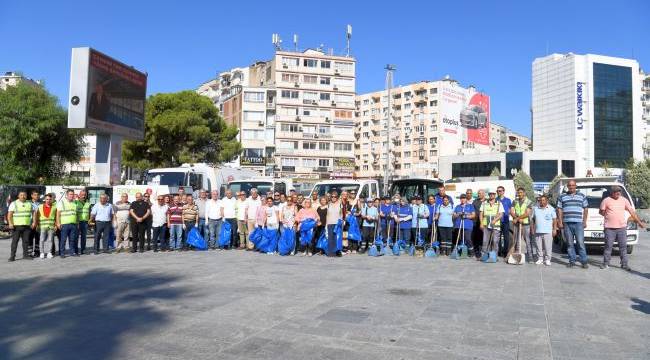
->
xmin=547 ymin=173 xmax=566 ymax=196
xmin=624 ymin=159 xmax=650 ymax=208
xmin=490 ymin=167 xmax=501 ymax=177
xmin=0 ymin=83 xmax=85 ymax=184
xmin=123 ymin=91 xmax=241 ymax=170
xmin=513 ymin=171 xmax=535 ymax=200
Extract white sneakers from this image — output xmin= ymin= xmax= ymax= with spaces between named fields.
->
xmin=544 ymin=260 xmax=551 ymax=266
xmin=40 ymin=253 xmax=54 ymax=259
xmin=39 ymin=253 xmax=45 ymax=259
xmin=535 ymin=259 xmax=543 ymax=265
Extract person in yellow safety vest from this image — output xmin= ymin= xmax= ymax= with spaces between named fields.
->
xmin=56 ymin=189 xmax=79 ymax=257
xmin=27 ymin=190 xmax=41 ymax=257
xmin=479 ymin=189 xmax=504 ymax=259
xmin=35 ymin=193 xmax=56 ymax=259
xmin=7 ymin=191 xmax=36 ymax=262
xmin=76 ymin=190 xmax=91 ymax=254
xmin=509 ymin=187 xmax=533 ymax=263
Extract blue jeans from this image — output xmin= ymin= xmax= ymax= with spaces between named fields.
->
xmin=78 ymin=221 xmax=88 ymax=253
xmin=198 ymin=218 xmax=208 ymax=241
xmin=169 ymin=224 xmax=183 ymax=249
xmin=208 ymin=219 xmax=222 ymax=248
xmin=59 ymin=224 xmax=78 ymax=256
xmin=152 ymin=225 xmax=167 ymax=250
xmin=564 ymin=222 xmax=587 ymax=264
xmin=398 ymin=228 xmax=411 ymax=245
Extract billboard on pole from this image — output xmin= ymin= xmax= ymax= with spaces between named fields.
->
xmin=68 ymin=47 xmax=147 ymax=140
xmin=439 ymin=80 xmax=491 ymax=154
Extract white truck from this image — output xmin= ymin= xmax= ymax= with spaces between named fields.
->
xmin=227 ymin=177 xmax=294 ymax=197
xmin=144 ymin=163 xmax=259 ymax=196
xmin=310 ymin=179 xmax=380 ymax=204
xmin=549 ymin=176 xmax=640 ymax=254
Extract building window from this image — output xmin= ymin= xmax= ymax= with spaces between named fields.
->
xmin=319 ymin=126 xmax=331 ymax=135
xmin=363 ymin=99 xmax=369 ymax=105
xmin=561 ymin=160 xmax=576 ymax=177
xmin=303 ymin=91 xmax=318 ymax=101
xmin=320 ymin=76 xmax=331 ymax=85
xmin=243 ymin=111 xmax=264 ymax=122
xmin=302 ymin=142 xmax=317 ymax=150
xmin=281 ymin=73 xmax=300 ymax=83
xmin=429 ymin=150 xmax=437 ymax=157
xmin=244 ymin=91 xmax=264 ymax=103
xmin=429 ymin=100 xmax=437 ymax=107
xmin=321 ymin=60 xmax=331 ymax=69
xmin=280 ymin=124 xmax=300 ymax=132
xmin=429 ymin=88 xmax=437 ymax=94
xmin=302 ymin=158 xmax=318 ymax=167
xmin=320 ymin=93 xmax=331 ymax=101
xmin=303 ymin=75 xmax=317 ymax=84
xmin=404 ymin=151 xmax=411 ymax=158
xmin=281 ymin=157 xmax=298 ymax=166
xmin=319 ymin=159 xmax=330 ymax=167
xmin=593 ymin=63 xmax=633 ymax=168
xmin=281 ymin=57 xmax=299 ymax=67
xmin=334 ymin=61 xmax=353 ymax=73
xmin=281 ymin=90 xmax=299 ymax=99
xmin=362 ymin=165 xmax=369 ymax=171
xmin=529 ymin=160 xmax=558 ymax=182
xmin=334 ymin=143 xmax=352 ymax=152
xmin=303 ymin=59 xmax=318 ymax=67
xmin=279 ymin=141 xmax=298 ymax=149
xmin=318 ymin=142 xmax=330 ymax=151
xmin=241 ymin=129 xmax=264 ymax=140
xmin=452 ymin=161 xmax=501 ymax=178
xmin=404 ymin=164 xmax=411 ymax=169
xmin=505 ymin=152 xmax=523 ymax=180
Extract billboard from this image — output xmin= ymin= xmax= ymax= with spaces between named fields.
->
xmin=68 ymin=47 xmax=147 ymax=140
xmin=439 ymin=81 xmax=490 ymax=155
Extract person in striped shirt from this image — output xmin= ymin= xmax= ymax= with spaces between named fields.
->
xmin=556 ymin=180 xmax=589 ymax=268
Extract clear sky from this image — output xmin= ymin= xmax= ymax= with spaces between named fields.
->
xmin=2 ymin=0 xmax=648 ymax=136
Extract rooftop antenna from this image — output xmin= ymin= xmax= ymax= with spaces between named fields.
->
xmin=317 ymin=43 xmax=324 ymax=52
xmin=293 ymin=34 xmax=298 ymax=51
xmin=346 ymin=24 xmax=352 ymax=57
xmin=272 ymin=33 xmax=282 ymax=50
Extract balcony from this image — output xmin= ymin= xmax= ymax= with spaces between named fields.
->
xmin=313 ymin=167 xmax=330 ymax=172
xmin=266 ymin=100 xmax=276 ymax=109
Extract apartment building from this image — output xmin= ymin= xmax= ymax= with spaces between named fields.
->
xmin=0 ymin=71 xmax=40 ymax=90
xmin=199 ymin=48 xmax=356 ymax=181
xmin=489 ymin=122 xmax=532 ymax=152
xmin=641 ymin=69 xmax=650 ymax=158
xmin=354 ymin=78 xmax=491 ymax=179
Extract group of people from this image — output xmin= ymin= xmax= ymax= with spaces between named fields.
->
xmin=5 ymin=180 xmax=645 ymax=271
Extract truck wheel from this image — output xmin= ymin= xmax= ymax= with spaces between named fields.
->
xmin=627 ymin=245 xmax=633 ymax=254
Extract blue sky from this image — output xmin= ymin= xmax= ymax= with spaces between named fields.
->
xmin=2 ymin=0 xmax=648 ymax=136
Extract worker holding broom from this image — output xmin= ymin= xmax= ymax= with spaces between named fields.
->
xmin=479 ymin=189 xmax=504 ymax=261
xmin=453 ymin=194 xmax=475 ymax=256
xmin=509 ymin=188 xmax=533 ymax=263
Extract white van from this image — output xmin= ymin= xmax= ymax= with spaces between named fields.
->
xmin=310 ymin=179 xmax=380 ymax=204
xmin=228 ymin=178 xmax=294 ymax=197
xmin=549 ymin=177 xmax=639 ymax=254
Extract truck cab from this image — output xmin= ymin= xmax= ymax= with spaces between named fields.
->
xmin=389 ymin=178 xmax=444 ymax=200
xmin=310 ymin=179 xmax=379 ymax=203
xmin=550 ymin=177 xmax=639 ymax=254
xmin=144 ymin=163 xmax=258 ymax=196
xmin=228 ymin=178 xmax=294 ymax=197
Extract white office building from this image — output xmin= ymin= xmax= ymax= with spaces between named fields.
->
xmin=532 ymin=53 xmax=644 ymax=175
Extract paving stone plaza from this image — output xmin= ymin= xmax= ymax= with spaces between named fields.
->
xmin=1 ymin=233 xmax=649 ymax=360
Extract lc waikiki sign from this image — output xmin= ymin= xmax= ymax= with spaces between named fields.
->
xmin=576 ymin=82 xmax=585 ymax=130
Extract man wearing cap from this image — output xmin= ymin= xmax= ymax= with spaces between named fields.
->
xmin=453 ymin=194 xmax=475 ymax=254
xmin=557 ymin=179 xmax=589 ymax=268
xmin=510 ymin=187 xmax=533 ymax=263
xmin=479 ymin=189 xmax=504 ymax=259
xmin=599 ymin=185 xmax=645 ymax=271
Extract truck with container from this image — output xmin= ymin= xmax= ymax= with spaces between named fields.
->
xmin=310 ymin=179 xmax=380 ymax=204
xmin=227 ymin=177 xmax=294 ymax=197
xmin=143 ymin=163 xmax=258 ymax=196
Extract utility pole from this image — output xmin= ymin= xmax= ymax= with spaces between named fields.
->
xmin=383 ymin=64 xmax=395 ymax=196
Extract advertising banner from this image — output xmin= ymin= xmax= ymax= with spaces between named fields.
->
xmin=466 ymin=93 xmax=490 ymax=145
xmin=439 ymin=81 xmax=491 ymax=154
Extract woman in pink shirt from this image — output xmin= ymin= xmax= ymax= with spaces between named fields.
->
xmin=598 ymin=185 xmax=645 ymax=271
xmin=296 ymin=199 xmax=319 ymax=256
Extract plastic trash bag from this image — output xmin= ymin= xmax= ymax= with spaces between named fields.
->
xmin=250 ymin=226 xmax=263 ymax=248
xmin=278 ymin=226 xmax=296 ymax=256
xmin=346 ymin=214 xmax=361 ymax=242
xmin=218 ymin=221 xmax=232 ymax=247
xmin=316 ymin=229 xmax=327 ymax=252
xmin=259 ymin=228 xmax=279 ymax=253
xmin=299 ymin=218 xmax=317 ymax=246
xmin=187 ymin=227 xmax=208 ymax=250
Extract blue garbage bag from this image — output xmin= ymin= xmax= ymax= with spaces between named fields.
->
xmin=346 ymin=214 xmax=361 ymax=242
xmin=316 ymin=229 xmax=327 ymax=252
xmin=187 ymin=227 xmax=208 ymax=250
xmin=299 ymin=218 xmax=317 ymax=246
xmin=259 ymin=228 xmax=279 ymax=253
xmin=278 ymin=226 xmax=296 ymax=256
xmin=218 ymin=221 xmax=232 ymax=247
xmin=250 ymin=226 xmax=263 ymax=247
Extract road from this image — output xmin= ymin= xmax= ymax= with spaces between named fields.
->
xmin=0 ymin=232 xmax=648 ymax=360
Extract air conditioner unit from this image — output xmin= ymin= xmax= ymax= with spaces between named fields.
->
xmin=325 ymin=117 xmax=329 ymax=121
xmin=334 ymin=70 xmax=340 ymax=75
xmin=294 ymin=82 xmax=300 ymax=87
xmin=311 ymin=100 xmax=317 ymax=105
xmin=331 ymin=101 xmax=337 ymax=107
xmin=282 ymin=64 xmax=288 ymax=69
xmin=314 ymin=134 xmax=319 ymax=138
xmin=325 ymin=118 xmax=331 ymax=123
xmin=258 ymin=121 xmax=264 ymax=126
xmin=333 ymin=86 xmax=338 ymax=91
xmin=296 ymin=116 xmax=301 ymax=121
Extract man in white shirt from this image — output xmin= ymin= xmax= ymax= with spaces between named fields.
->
xmin=205 ymin=190 xmax=222 ymax=249
xmin=150 ymin=195 xmax=169 ymax=252
xmin=221 ymin=189 xmax=237 ymax=249
xmin=235 ymin=192 xmax=248 ymax=249
xmin=244 ymin=188 xmax=262 ymax=250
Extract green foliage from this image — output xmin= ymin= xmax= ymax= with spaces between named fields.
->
xmin=547 ymin=173 xmax=566 ymax=195
xmin=513 ymin=171 xmax=535 ymax=200
xmin=598 ymin=161 xmax=613 ymax=176
xmin=624 ymin=159 xmax=650 ymax=208
xmin=490 ymin=167 xmax=501 ymax=177
xmin=0 ymin=83 xmax=85 ymax=184
xmin=123 ymin=91 xmax=241 ymax=170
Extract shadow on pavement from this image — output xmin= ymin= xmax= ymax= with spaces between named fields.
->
xmin=630 ymin=297 xmax=650 ymax=315
xmin=0 ymin=270 xmax=187 ymax=360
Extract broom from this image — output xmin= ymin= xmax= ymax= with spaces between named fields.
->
xmin=450 ymin=225 xmax=462 ymax=260
xmin=382 ymin=217 xmax=392 ymax=256
xmin=368 ymin=220 xmax=379 ymax=257
xmin=484 ymin=220 xmax=498 ymax=263
xmin=409 ymin=208 xmax=419 ymax=257
xmin=392 ymin=215 xmax=401 ymax=256
xmin=425 ymin=221 xmax=438 ymax=258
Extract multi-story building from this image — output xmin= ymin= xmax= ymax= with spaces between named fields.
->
xmin=489 ymin=122 xmax=532 ymax=152
xmin=199 ymin=48 xmax=356 ymax=183
xmin=532 ymin=53 xmax=644 ymax=175
xmin=0 ymin=71 xmax=40 ymax=90
xmin=641 ymin=69 xmax=650 ymax=158
xmin=354 ymin=78 xmax=492 ymax=179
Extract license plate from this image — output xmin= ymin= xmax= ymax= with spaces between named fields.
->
xmin=590 ymin=232 xmax=605 ymax=239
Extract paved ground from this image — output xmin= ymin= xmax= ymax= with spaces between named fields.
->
xmin=0 ymin=232 xmax=649 ymax=360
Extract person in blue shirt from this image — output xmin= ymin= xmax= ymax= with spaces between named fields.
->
xmin=411 ymin=196 xmax=429 ymax=246
xmin=379 ymin=196 xmax=395 ymax=242
xmin=435 ymin=196 xmax=454 ymax=255
xmin=497 ymin=185 xmax=512 ymax=258
xmin=393 ymin=198 xmax=412 ymax=246
xmin=453 ymin=194 xmax=476 ymax=255
xmin=435 ymin=186 xmax=454 ymax=207
xmin=360 ymin=198 xmax=379 ymax=253
xmin=426 ymin=194 xmax=438 ymax=245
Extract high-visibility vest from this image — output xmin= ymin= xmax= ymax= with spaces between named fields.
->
xmin=513 ymin=199 xmax=532 ymax=225
xmin=11 ymin=200 xmax=33 ymax=226
xmin=38 ymin=204 xmax=56 ymax=230
xmin=481 ymin=202 xmax=502 ymax=228
xmin=58 ymin=199 xmax=78 ymax=225
xmin=76 ymin=200 xmax=91 ymax=222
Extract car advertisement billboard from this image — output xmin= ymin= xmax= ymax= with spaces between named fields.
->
xmin=465 ymin=92 xmax=490 ymax=145
xmin=439 ymin=81 xmax=490 ymax=154
xmin=68 ymin=47 xmax=147 ymax=140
